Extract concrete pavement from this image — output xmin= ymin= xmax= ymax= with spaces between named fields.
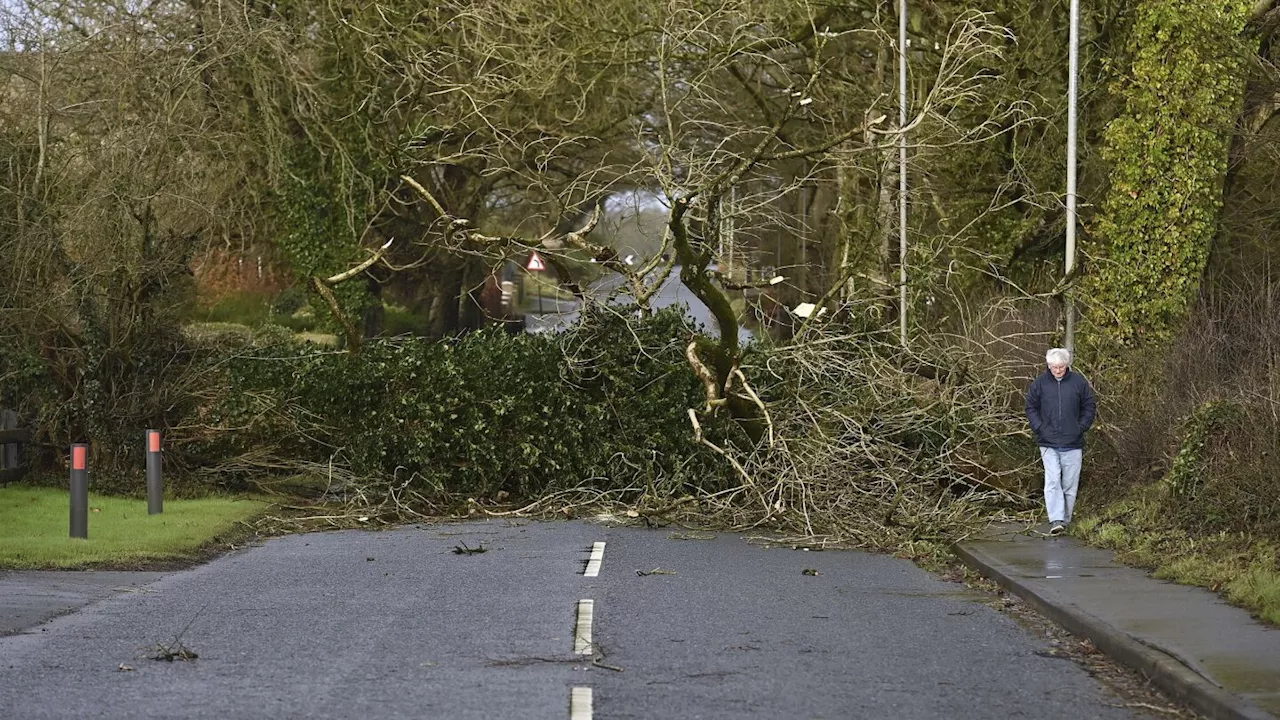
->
xmin=955 ymin=525 xmax=1280 ymax=720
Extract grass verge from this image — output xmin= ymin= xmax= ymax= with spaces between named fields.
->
xmin=1074 ymin=485 xmax=1280 ymax=627
xmin=0 ymin=486 xmax=267 ymax=569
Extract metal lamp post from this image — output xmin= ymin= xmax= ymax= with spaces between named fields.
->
xmin=899 ymin=0 xmax=909 ymax=348
xmin=1065 ymin=0 xmax=1080 ymax=353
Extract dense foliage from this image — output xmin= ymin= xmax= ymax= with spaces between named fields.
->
xmin=186 ymin=309 xmax=732 ymax=499
xmin=1163 ymin=399 xmax=1279 ymax=536
xmin=1084 ymin=0 xmax=1252 ymax=355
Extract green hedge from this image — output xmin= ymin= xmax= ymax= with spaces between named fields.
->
xmin=193 ymin=308 xmax=733 ymax=498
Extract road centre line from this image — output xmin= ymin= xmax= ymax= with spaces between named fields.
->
xmin=574 ymin=599 xmax=594 ymax=655
xmin=584 ymin=542 xmax=605 ymax=577
xmin=569 ymin=686 xmax=593 ymax=720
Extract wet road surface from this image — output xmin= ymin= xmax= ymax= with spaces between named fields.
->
xmin=1 ymin=521 xmax=1148 ymax=719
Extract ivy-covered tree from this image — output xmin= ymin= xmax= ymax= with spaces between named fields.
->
xmin=1083 ymin=0 xmax=1255 ymax=360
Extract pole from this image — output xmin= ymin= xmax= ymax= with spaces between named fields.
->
xmin=728 ymin=186 xmax=736 ymax=282
xmin=2 ymin=410 xmax=18 ymax=471
xmin=70 ymin=443 xmax=88 ymax=539
xmin=146 ymin=429 xmax=163 ymax=515
xmin=899 ymin=0 xmax=909 ymax=348
xmin=800 ymin=184 xmax=809 ymax=299
xmin=1065 ymin=0 xmax=1080 ymax=353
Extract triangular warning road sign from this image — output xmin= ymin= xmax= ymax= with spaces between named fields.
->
xmin=526 ymin=251 xmax=547 ymax=272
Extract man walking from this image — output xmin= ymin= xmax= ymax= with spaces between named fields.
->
xmin=1025 ymin=348 xmax=1097 ymax=536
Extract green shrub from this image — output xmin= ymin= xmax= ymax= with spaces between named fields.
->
xmin=271 ymin=287 xmax=308 ymax=316
xmin=1163 ymin=399 xmax=1280 ymax=538
xmin=182 ymin=322 xmax=256 ymax=348
xmin=188 ymin=307 xmax=731 ymax=499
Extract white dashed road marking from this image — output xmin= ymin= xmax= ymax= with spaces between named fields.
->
xmin=574 ymin=543 xmax=604 ymax=717
xmin=574 ymin=599 xmax=594 ymax=655
xmin=584 ymin=542 xmax=605 ymax=577
xmin=570 ymin=686 xmax=593 ymax=719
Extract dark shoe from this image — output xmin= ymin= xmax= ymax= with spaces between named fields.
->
xmin=1048 ymin=523 xmax=1065 ymax=536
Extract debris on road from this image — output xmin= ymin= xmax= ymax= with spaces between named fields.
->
xmin=146 ymin=604 xmax=204 ymax=662
xmin=668 ymin=532 xmax=715 ymax=541
xmin=147 ymin=640 xmax=198 ymax=662
xmin=452 ymin=542 xmax=488 ymax=555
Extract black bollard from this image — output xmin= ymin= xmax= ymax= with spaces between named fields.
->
xmin=70 ymin=443 xmax=88 ymax=539
xmin=146 ymin=427 xmax=163 ymax=512
xmin=146 ymin=430 xmax=163 ymax=515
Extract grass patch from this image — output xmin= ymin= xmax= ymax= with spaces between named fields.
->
xmin=1076 ymin=484 xmax=1280 ymax=627
xmin=1093 ymin=522 xmax=1132 ymax=549
xmin=384 ymin=304 xmax=429 ymax=336
xmin=0 ymin=486 xmax=267 ymax=569
xmin=192 ymin=289 xmax=317 ymax=332
xmin=194 ymin=290 xmax=272 ymax=326
xmin=1226 ymin=551 xmax=1280 ymax=626
xmin=296 ymin=331 xmax=339 ymax=346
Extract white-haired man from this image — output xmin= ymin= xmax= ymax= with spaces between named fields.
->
xmin=1025 ymin=348 xmax=1097 ymax=536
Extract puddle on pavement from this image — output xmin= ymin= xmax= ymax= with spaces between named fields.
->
xmin=996 ymin=557 xmax=1107 ymax=580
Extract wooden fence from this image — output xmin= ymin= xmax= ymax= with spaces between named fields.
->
xmin=0 ymin=409 xmax=29 ymax=483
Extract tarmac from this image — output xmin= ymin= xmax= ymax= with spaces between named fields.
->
xmin=2 ymin=526 xmax=1277 ymax=719
xmin=955 ymin=525 xmax=1280 ymax=720
xmin=0 ymin=570 xmax=167 ymax=637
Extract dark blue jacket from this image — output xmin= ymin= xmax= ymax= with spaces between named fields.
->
xmin=1025 ymin=369 xmax=1097 ymax=450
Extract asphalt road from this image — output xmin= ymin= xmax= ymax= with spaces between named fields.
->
xmin=525 ymin=266 xmax=754 ymax=343
xmin=0 ymin=520 xmax=1145 ymax=719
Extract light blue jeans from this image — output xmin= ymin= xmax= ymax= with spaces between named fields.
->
xmin=1039 ymin=447 xmax=1082 ymax=525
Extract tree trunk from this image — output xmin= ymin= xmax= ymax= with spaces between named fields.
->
xmin=362 ymin=277 xmax=384 ymax=339
xmin=430 ymin=269 xmax=463 ymax=338
xmin=459 ymin=259 xmax=486 ymax=331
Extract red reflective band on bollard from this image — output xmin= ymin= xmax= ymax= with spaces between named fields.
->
xmin=148 ymin=431 xmax=161 ymax=453
xmin=70 ymin=443 xmax=89 ymax=539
